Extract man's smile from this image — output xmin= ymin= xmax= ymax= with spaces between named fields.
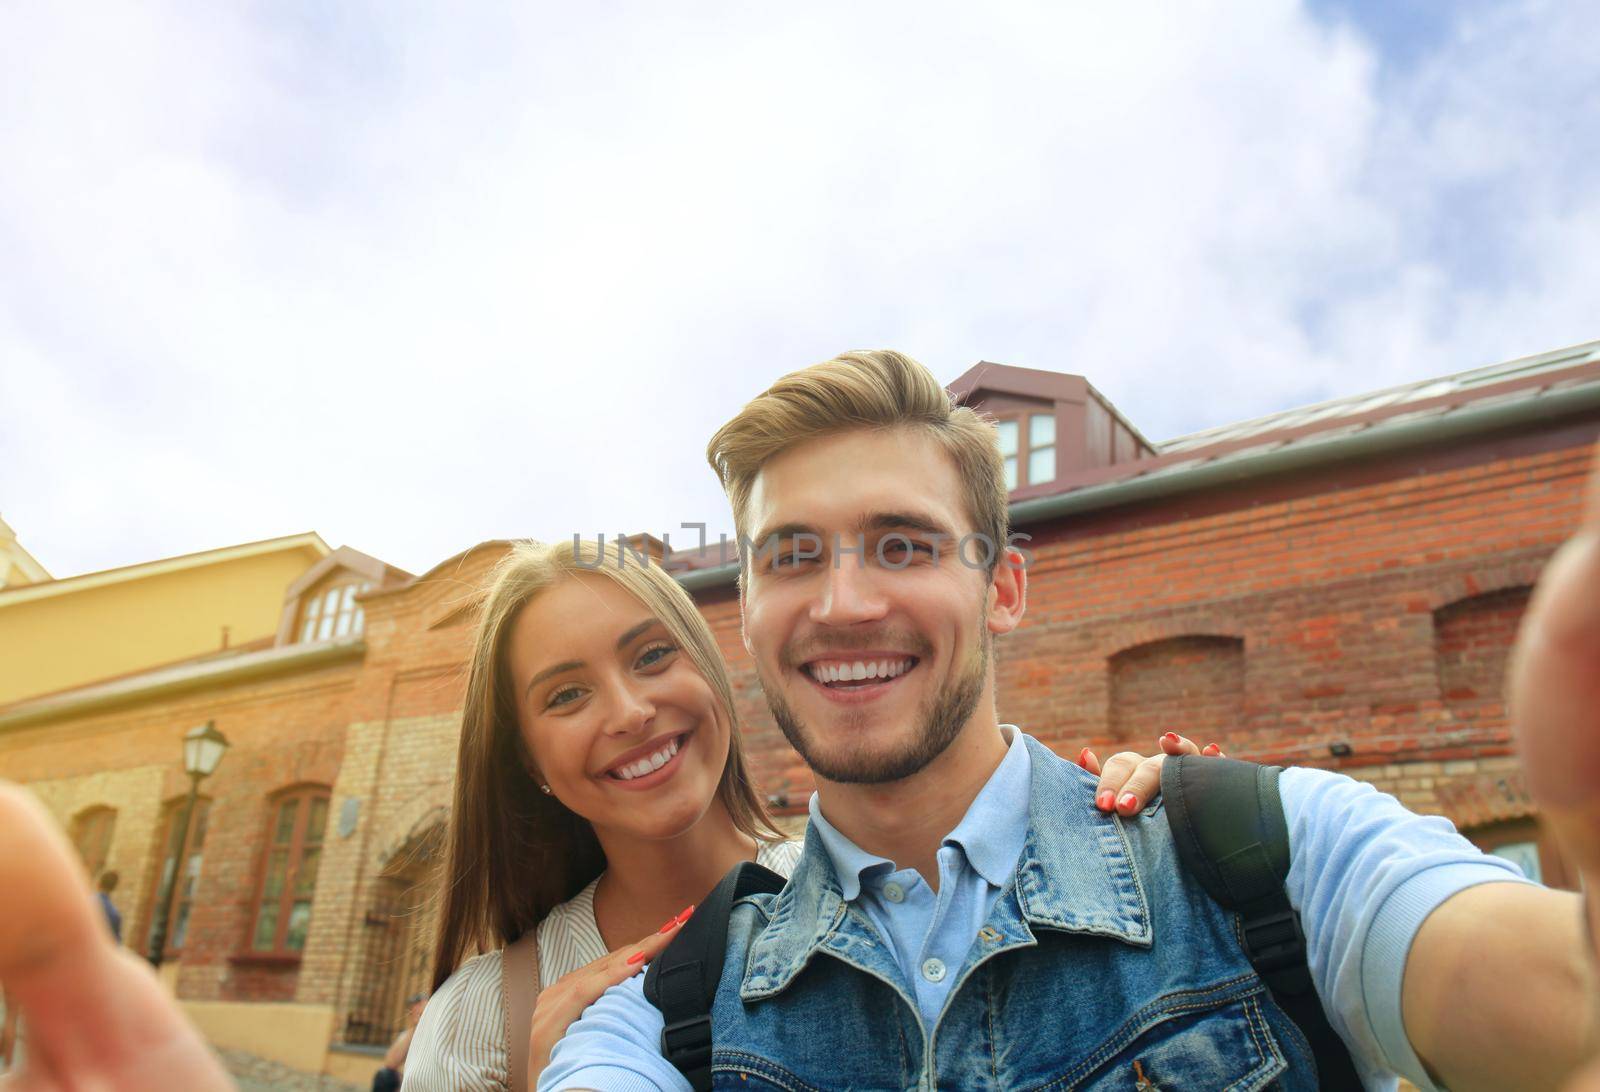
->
xmin=799 ymin=653 xmax=921 ymax=702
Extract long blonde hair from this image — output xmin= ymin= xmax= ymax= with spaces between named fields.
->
xmin=430 ymin=538 xmax=780 ymax=989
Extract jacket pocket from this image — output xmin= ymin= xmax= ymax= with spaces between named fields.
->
xmin=1046 ymin=988 xmax=1288 ymax=1092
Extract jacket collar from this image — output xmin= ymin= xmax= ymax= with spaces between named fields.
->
xmin=741 ymin=733 xmax=1151 ymax=1001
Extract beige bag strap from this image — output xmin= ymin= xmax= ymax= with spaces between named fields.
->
xmin=502 ymin=931 xmax=541 ymax=1092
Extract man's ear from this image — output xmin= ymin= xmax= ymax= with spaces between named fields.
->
xmin=986 ymin=545 xmax=1028 ymax=636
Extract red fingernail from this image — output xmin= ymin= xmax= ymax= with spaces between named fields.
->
xmin=1077 ymin=748 xmax=1092 ymax=768
xmin=1162 ymin=732 xmax=1179 ymax=745
xmin=1096 ymin=790 xmax=1115 ymax=811
xmin=676 ymin=904 xmax=695 ymax=923
xmin=658 ymin=918 xmax=678 ymax=934
xmin=626 ymin=951 xmax=646 ymax=965
xmin=1118 ymin=793 xmax=1138 ymax=813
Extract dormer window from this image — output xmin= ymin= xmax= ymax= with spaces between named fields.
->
xmin=997 ymin=412 xmax=1058 ymax=490
xmin=298 ymin=582 xmax=371 ymax=642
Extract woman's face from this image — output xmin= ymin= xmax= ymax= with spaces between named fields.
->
xmin=506 ymin=572 xmax=732 ymax=842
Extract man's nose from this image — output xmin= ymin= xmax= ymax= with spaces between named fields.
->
xmin=809 ymin=554 xmax=889 ymax=627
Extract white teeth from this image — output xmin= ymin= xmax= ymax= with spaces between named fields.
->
xmin=610 ymin=737 xmax=682 ymax=780
xmin=809 ymin=658 xmax=914 ymax=684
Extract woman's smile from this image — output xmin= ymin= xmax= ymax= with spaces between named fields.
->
xmin=598 ymin=729 xmax=694 ymax=791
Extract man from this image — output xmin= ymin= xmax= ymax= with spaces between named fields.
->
xmin=1 ymin=349 xmax=1599 ymax=1090
xmin=537 ymin=350 xmax=1600 ymax=1090
xmin=96 ymin=871 xmax=122 ymax=944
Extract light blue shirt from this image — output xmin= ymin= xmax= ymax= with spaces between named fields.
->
xmin=541 ymin=730 xmax=1530 ymax=1092
xmin=806 ymin=723 xmax=1032 ymax=1028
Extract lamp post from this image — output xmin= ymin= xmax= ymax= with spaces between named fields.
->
xmin=147 ymin=720 xmax=229 ymax=968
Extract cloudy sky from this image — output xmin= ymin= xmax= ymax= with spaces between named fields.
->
xmin=3 ymin=0 xmax=1597 ymax=579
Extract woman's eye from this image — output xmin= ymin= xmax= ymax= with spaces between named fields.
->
xmin=638 ymin=642 xmax=677 ymax=668
xmin=547 ymin=686 xmax=583 ymax=708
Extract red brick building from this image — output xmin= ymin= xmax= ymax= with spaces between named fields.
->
xmin=1 ymin=341 xmax=1595 ymax=1078
xmin=675 ymin=343 xmax=1600 ymax=888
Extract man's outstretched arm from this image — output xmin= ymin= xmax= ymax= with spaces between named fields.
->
xmin=1401 ymin=881 xmax=1592 ymax=1091
xmin=1398 ymin=442 xmax=1600 ymax=1090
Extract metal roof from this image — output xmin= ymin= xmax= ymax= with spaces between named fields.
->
xmin=1157 ymin=340 xmax=1600 ymax=457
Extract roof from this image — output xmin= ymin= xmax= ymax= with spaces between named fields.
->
xmin=0 ymin=531 xmax=331 ymax=608
xmin=1000 ymin=339 xmax=1600 ymax=504
xmin=674 ymin=339 xmax=1600 ymax=591
xmin=0 ymin=514 xmax=52 ymax=585
xmin=1152 ymin=339 xmax=1600 ymax=462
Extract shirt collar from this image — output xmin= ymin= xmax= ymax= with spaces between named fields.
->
xmin=942 ymin=723 xmax=1031 ymax=887
xmin=806 ymin=724 xmax=1032 ymax=899
xmin=742 ymin=729 xmax=1150 ymax=1003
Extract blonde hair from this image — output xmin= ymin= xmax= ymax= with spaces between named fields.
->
xmin=430 ymin=539 xmax=780 ymax=989
xmin=705 ymin=349 xmax=1010 ymax=573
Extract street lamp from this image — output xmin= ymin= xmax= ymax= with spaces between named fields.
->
xmin=148 ymin=720 xmax=229 ymax=968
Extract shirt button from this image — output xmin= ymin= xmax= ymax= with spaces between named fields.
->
xmin=882 ymin=882 xmax=905 ymax=903
xmin=920 ymin=957 xmax=947 ymax=983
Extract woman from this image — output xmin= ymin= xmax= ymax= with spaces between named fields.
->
xmin=401 ymin=539 xmax=1215 ymax=1090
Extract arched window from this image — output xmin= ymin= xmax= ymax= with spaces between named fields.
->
xmin=71 ymin=806 xmax=117 ymax=883
xmin=143 ymin=797 xmax=211 ymax=958
xmin=1434 ymin=586 xmax=1531 ymax=723
xmin=1109 ymin=635 xmax=1245 ymax=743
xmin=298 ymin=582 xmax=372 ymax=643
xmin=249 ymin=787 xmax=330 ymax=955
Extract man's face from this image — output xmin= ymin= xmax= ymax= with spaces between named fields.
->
xmin=740 ymin=427 xmax=1013 ymax=784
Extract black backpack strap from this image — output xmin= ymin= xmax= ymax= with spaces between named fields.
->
xmin=1163 ymin=755 xmax=1364 ymax=1091
xmin=643 ymin=860 xmax=787 ymax=1091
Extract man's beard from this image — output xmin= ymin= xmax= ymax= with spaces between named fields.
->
xmin=759 ymin=633 xmax=989 ymax=785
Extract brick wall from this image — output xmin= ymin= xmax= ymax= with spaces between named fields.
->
xmin=694 ymin=426 xmax=1596 ymax=821
xmin=1109 ymin=635 xmax=1245 ymax=745
xmin=0 ymin=411 xmax=1591 ymax=1061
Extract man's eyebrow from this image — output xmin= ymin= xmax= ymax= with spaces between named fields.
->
xmin=522 ymin=618 xmax=662 ymax=700
xmin=858 ymin=511 xmax=955 ymax=537
xmin=748 ymin=521 xmax=819 ymax=546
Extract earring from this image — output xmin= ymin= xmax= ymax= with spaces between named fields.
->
xmin=540 ymin=784 xmax=552 ymax=795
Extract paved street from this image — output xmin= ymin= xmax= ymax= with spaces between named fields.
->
xmin=219 ymin=1048 xmax=365 ymax=1092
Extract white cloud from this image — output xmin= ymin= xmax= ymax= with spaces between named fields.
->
xmin=1 ymin=0 xmax=1595 ymax=578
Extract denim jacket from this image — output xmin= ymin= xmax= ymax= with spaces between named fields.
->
xmin=707 ymin=736 xmax=1318 ymax=1090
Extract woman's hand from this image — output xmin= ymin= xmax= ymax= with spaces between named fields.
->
xmin=1080 ymin=733 xmax=1226 ymax=816
xmin=526 ymin=906 xmax=694 ymax=1085
xmin=0 ymin=782 xmax=236 ymax=1091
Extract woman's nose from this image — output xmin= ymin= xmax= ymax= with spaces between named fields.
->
xmin=603 ymin=680 xmax=656 ymax=736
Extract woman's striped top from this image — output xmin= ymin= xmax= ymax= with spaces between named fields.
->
xmin=400 ymin=838 xmax=802 ymax=1091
